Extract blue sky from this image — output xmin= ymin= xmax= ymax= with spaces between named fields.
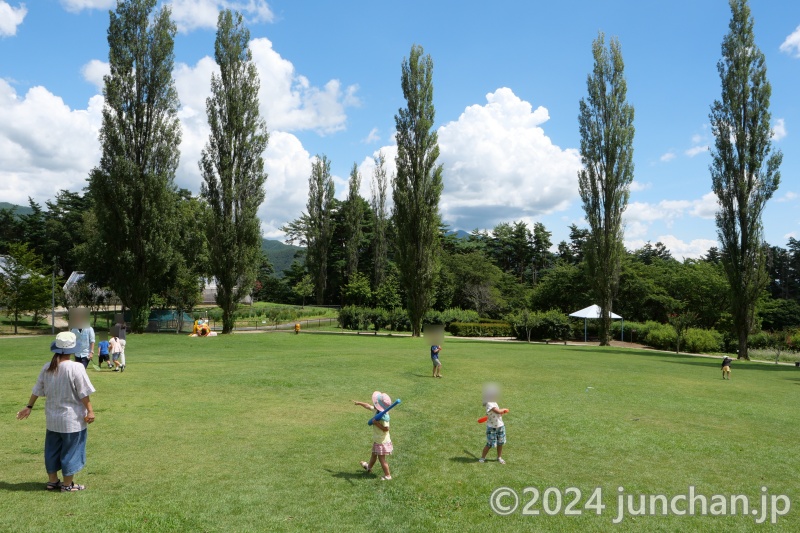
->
xmin=1 ymin=0 xmax=799 ymax=257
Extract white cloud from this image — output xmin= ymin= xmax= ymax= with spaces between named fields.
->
xmin=626 ymin=236 xmax=717 ymax=260
xmin=623 ymin=192 xmax=717 ymax=244
xmin=689 ymin=192 xmax=718 ymax=219
xmin=435 ymin=88 xmax=582 ymax=229
xmin=772 ymin=118 xmax=787 ymax=141
xmin=259 ymin=131 xmax=314 ymax=238
xmin=0 ymin=36 xmax=356 ymax=241
xmin=362 ymin=127 xmax=380 ymax=144
xmin=785 ymin=232 xmax=797 ymax=240
xmin=168 ymin=0 xmax=274 ymax=33
xmin=0 ymin=1 xmax=27 ymax=37
xmin=659 ymin=151 xmax=675 ymax=162
xmin=691 ymin=133 xmax=704 ymax=144
xmin=776 ymin=191 xmax=797 ymax=203
xmin=629 ymin=180 xmax=651 ymax=192
xmin=59 ymin=0 xmax=114 ymax=12
xmin=0 ymin=79 xmax=103 ymax=204
xmin=81 ymin=60 xmax=110 ymax=91
xmin=780 ymin=25 xmax=800 ymax=57
xmin=685 ymin=145 xmax=708 ymax=157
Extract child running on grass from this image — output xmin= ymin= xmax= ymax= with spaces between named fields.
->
xmin=721 ymin=355 xmax=733 ymax=380
xmin=480 ymin=384 xmax=508 ymax=464
xmin=108 ymin=336 xmax=123 ymax=372
xmin=352 ymin=391 xmax=394 ymax=480
xmin=97 ymin=337 xmax=111 ymax=369
xmin=431 ymin=344 xmax=442 ymax=378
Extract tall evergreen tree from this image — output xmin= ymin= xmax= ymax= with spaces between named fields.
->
xmin=200 ymin=9 xmax=268 ymax=334
xmin=578 ymin=33 xmax=635 ymax=346
xmin=393 ymin=44 xmax=444 ymax=337
xmin=710 ymin=0 xmax=782 ymax=359
xmin=370 ymin=151 xmax=389 ymax=287
xmin=88 ymin=0 xmax=181 ymax=332
xmin=344 ymin=163 xmax=364 ymax=279
xmin=306 ymin=155 xmax=335 ymax=305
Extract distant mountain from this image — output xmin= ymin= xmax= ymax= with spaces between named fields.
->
xmin=446 ymin=229 xmax=471 ymax=239
xmin=0 ymin=202 xmax=33 ymax=217
xmin=262 ymin=238 xmax=304 ymax=277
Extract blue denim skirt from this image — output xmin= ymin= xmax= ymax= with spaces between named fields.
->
xmin=44 ymin=429 xmax=87 ymax=477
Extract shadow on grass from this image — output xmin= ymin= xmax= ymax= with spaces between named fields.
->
xmin=324 ymin=468 xmax=375 ymax=486
xmin=560 ymin=346 xmax=800 ymax=373
xmin=449 ymin=449 xmax=480 ymax=464
xmin=0 ymin=481 xmax=43 ymax=492
xmin=661 ymin=359 xmax=800 ymax=373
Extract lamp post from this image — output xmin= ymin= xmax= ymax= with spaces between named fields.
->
xmin=51 ymin=256 xmax=56 ymax=334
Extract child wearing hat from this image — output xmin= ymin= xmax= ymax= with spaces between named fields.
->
xmin=352 ymin=391 xmax=394 ymax=480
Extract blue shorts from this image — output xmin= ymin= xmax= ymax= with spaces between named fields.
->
xmin=486 ymin=425 xmax=506 ymax=448
xmin=45 ymin=429 xmax=87 ymax=477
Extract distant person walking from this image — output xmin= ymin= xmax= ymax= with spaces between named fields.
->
xmin=109 ymin=336 xmax=123 ymax=372
xmin=70 ymin=323 xmax=95 ymax=369
xmin=16 ymin=332 xmax=96 ymax=492
xmin=117 ymin=321 xmax=127 ymax=370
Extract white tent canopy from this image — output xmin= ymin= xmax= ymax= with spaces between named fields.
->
xmin=569 ymin=304 xmax=624 ymax=342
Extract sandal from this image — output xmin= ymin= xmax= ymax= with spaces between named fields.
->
xmin=381 ymin=475 xmax=392 ymax=481
xmin=46 ymin=481 xmax=61 ymax=490
xmin=360 ymin=461 xmax=371 ymax=473
xmin=61 ymin=482 xmax=86 ymax=492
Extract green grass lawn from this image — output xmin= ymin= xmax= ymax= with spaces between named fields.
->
xmin=1 ymin=334 xmax=799 ymax=532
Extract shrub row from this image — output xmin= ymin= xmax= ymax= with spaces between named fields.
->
xmin=448 ymin=322 xmax=514 ymax=337
xmin=337 ymin=306 xmax=481 ymax=332
xmin=621 ymin=321 xmax=722 ymax=353
xmin=506 ymin=309 xmax=571 ymax=341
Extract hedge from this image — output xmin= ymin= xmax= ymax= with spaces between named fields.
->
xmin=507 ymin=309 xmax=571 ymax=341
xmin=338 ymin=306 xmax=480 ymax=332
xmin=449 ymin=322 xmax=514 ymax=337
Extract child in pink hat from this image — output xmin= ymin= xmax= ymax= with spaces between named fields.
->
xmin=352 ymin=391 xmax=394 ymax=480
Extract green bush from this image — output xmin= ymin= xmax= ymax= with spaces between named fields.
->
xmin=508 ymin=309 xmax=570 ymax=341
xmin=450 ymin=322 xmax=513 ymax=337
xmin=682 ymin=328 xmax=723 ymax=354
xmin=747 ymin=331 xmax=771 ymax=350
xmin=644 ymin=323 xmax=677 ymax=351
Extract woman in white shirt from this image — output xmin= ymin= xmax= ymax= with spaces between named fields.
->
xmin=16 ymin=332 xmax=96 ymax=492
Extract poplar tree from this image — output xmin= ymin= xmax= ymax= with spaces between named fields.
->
xmin=306 ymin=155 xmax=335 ymax=305
xmin=370 ymin=151 xmax=389 ymax=287
xmin=577 ymin=33 xmax=635 ymax=346
xmin=344 ymin=163 xmax=364 ymax=279
xmin=89 ymin=0 xmax=181 ymax=332
xmin=201 ymin=10 xmax=268 ymax=334
xmin=393 ymin=44 xmax=443 ymax=337
xmin=710 ymin=0 xmax=782 ymax=359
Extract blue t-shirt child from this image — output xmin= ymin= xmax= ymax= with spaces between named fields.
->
xmin=98 ymin=340 xmax=110 ymax=356
xmin=431 ymin=345 xmax=441 ymax=360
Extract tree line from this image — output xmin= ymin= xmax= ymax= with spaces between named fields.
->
xmin=0 ymin=0 xmax=785 ymax=359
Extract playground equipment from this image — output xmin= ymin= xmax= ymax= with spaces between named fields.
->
xmin=189 ymin=319 xmax=217 ymax=337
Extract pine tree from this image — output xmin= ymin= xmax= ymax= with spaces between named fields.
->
xmin=709 ymin=0 xmax=782 ymax=359
xmin=201 ymin=10 xmax=268 ymax=334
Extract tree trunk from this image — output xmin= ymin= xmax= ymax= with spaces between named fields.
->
xmin=129 ymin=305 xmax=149 ymax=334
xmin=737 ymin=329 xmax=749 ymax=360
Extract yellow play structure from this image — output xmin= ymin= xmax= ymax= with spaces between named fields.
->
xmin=189 ymin=319 xmax=217 ymax=337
